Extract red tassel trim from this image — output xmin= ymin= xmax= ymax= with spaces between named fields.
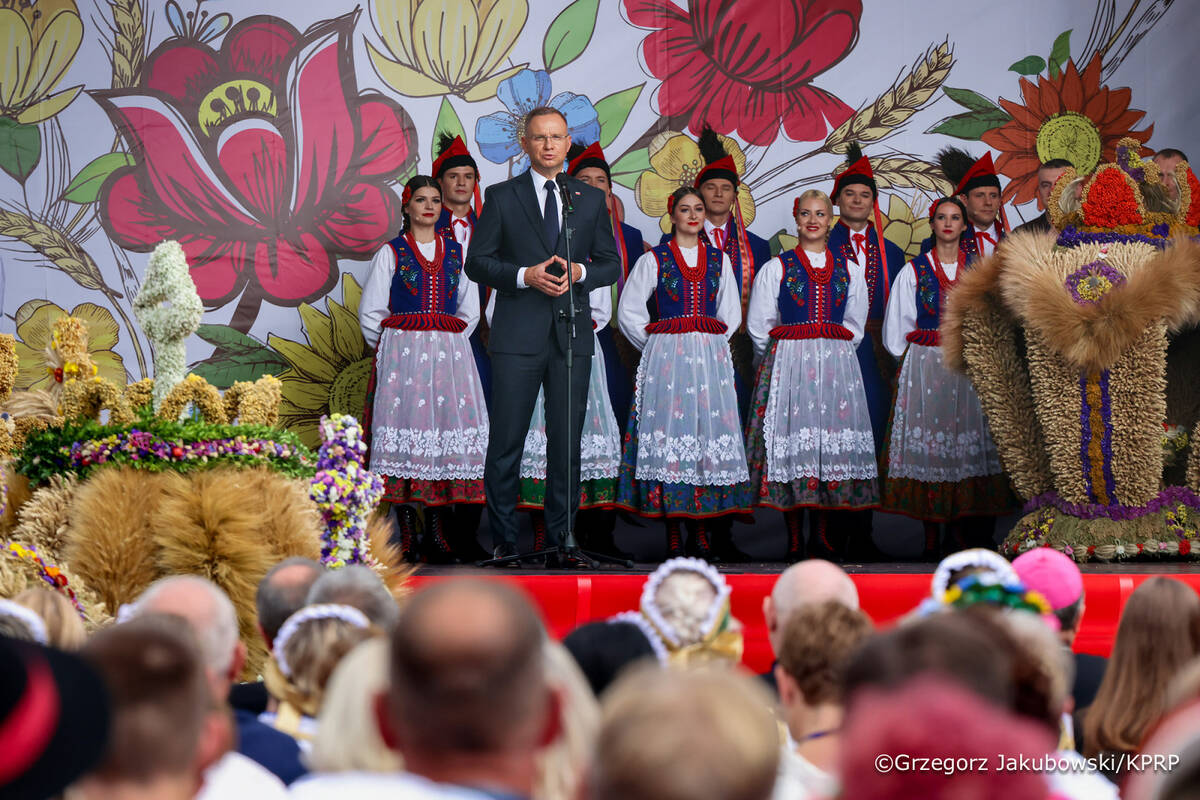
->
xmin=906 ymin=330 xmax=940 ymax=346
xmin=644 ymin=316 xmax=728 ymax=335
xmin=770 ymin=323 xmax=853 ymax=341
xmin=381 ymin=313 xmax=467 ymax=333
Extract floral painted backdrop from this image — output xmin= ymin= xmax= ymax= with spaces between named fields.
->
xmin=1 ymin=0 xmax=1195 ymax=445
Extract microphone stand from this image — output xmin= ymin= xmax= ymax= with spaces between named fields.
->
xmin=479 ymin=173 xmax=632 ymax=571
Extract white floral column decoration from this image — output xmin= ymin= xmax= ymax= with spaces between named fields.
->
xmin=134 ymin=241 xmax=203 ymax=411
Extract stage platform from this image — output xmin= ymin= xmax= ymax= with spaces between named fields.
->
xmin=411 ymin=562 xmax=1200 ymax=674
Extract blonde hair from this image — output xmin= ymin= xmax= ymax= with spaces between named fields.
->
xmin=272 ymin=615 xmax=377 ymax=723
xmin=654 ymin=571 xmax=718 ymax=645
xmin=14 ymin=587 xmax=86 ymax=650
xmin=795 ymin=189 xmax=833 ymax=217
xmin=535 ymin=641 xmax=601 ymax=800
xmin=308 ymin=637 xmax=402 ymax=773
xmin=590 ymin=666 xmax=779 ymax=800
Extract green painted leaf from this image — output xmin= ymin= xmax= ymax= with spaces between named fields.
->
xmin=61 ymin=152 xmax=135 ymax=204
xmin=543 ymin=0 xmax=600 ymax=72
xmin=189 ymin=351 xmax=289 ymax=389
xmin=0 ymin=118 xmax=42 ymax=183
xmin=925 ymin=109 xmax=1013 ymax=140
xmin=430 ymin=97 xmax=467 ymax=164
xmin=943 ymin=87 xmax=1000 ymax=113
xmin=194 ymin=323 xmax=273 ymax=356
xmin=768 ymin=230 xmax=799 ymax=258
xmin=1048 ymin=29 xmax=1072 ymax=78
xmin=610 ymin=147 xmax=650 ymax=190
xmin=594 ymin=84 xmax=644 ymax=148
xmin=1009 ymin=55 xmax=1046 ymax=75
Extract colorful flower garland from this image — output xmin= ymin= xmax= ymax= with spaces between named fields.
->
xmin=5 ymin=541 xmax=86 ymax=618
xmin=942 ymin=573 xmax=1053 ymax=617
xmin=134 ymin=241 xmax=203 ymax=411
xmin=308 ymin=414 xmax=384 ymax=568
xmin=1055 ymin=224 xmax=1170 ymax=250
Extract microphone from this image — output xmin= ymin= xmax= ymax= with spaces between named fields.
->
xmin=555 ymin=172 xmax=574 ymax=214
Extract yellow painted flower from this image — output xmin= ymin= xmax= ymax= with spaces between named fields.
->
xmin=0 ymin=0 xmax=84 ymax=123
xmin=635 ymin=131 xmax=757 ymax=234
xmin=268 ymin=274 xmax=372 ymax=448
xmin=880 ymin=194 xmax=932 ymax=261
xmin=12 ymin=301 xmax=125 ymax=392
xmin=367 ymin=0 xmax=528 ymax=101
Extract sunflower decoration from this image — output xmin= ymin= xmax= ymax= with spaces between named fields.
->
xmin=981 ymin=53 xmax=1153 ymax=206
xmin=880 ymin=194 xmax=933 ymax=261
xmin=11 ymin=301 xmax=125 ymax=393
xmin=635 ymin=130 xmax=757 ymax=234
xmin=268 ymin=274 xmax=372 ymax=448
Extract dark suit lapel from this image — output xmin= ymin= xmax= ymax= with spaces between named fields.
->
xmin=514 ymin=173 xmax=551 ymax=252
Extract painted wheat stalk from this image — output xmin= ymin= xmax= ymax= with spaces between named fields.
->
xmin=110 ymin=0 xmax=146 ymax=89
xmin=870 ymin=158 xmax=954 ymax=195
xmin=825 ymin=40 xmax=955 ymax=154
xmin=0 ymin=210 xmax=106 ymax=291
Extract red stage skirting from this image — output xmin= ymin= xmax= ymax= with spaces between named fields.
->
xmin=410 ymin=572 xmax=1200 ymax=674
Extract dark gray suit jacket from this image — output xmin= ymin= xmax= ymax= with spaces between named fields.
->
xmin=465 ymin=172 xmax=620 ymax=356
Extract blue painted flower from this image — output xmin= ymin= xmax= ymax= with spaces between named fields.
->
xmin=475 ymin=69 xmax=600 ymax=171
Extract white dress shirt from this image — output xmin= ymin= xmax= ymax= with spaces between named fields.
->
xmin=616 ymin=245 xmax=740 ymax=351
xmin=971 ymin=221 xmax=1001 ymax=256
xmin=446 ymin=212 xmax=473 ymax=253
xmin=515 ymin=169 xmax=586 ymax=289
xmin=881 ymin=253 xmax=959 ymax=358
xmin=359 ymin=237 xmax=481 ymax=348
xmin=746 ymin=249 xmax=868 ymax=359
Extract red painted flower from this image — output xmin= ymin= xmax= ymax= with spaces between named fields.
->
xmin=93 ymin=14 xmax=416 ymax=309
xmin=624 ymin=0 xmax=861 ymax=145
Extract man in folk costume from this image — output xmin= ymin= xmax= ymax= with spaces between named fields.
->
xmin=432 ymin=134 xmax=490 ymax=561
xmin=658 ymin=126 xmax=768 ymax=562
xmin=826 ymin=143 xmax=905 ymax=561
xmin=920 ymin=148 xmax=1010 ymax=261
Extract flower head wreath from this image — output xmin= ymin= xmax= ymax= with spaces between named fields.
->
xmin=0 ymin=598 xmax=49 ymax=645
xmin=273 ymin=604 xmax=370 ymax=679
xmin=608 ymin=610 xmax=669 ymax=665
xmin=930 ymin=548 xmax=1018 ymax=599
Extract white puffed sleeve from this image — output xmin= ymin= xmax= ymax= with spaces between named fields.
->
xmin=484 ymin=290 xmax=496 ymax=326
xmin=841 ymin=263 xmax=868 ymax=347
xmin=359 ymin=245 xmax=396 ymax=349
xmin=454 ymin=273 xmax=480 ymax=338
xmin=590 ymin=286 xmax=611 ymax=330
xmin=617 ymin=250 xmax=660 ymax=351
xmin=747 ymin=256 xmax=782 ymax=359
xmin=715 ymin=252 xmax=740 ymax=341
xmin=882 ymin=261 xmax=919 ymax=358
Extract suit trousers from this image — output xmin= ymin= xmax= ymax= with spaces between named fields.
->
xmin=486 ymin=332 xmax=592 ymax=548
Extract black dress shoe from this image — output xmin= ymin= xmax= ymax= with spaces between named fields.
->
xmin=488 ymin=542 xmax=521 ymax=567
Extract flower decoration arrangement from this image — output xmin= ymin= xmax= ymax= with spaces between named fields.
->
xmin=308 ymin=414 xmax=384 ymax=568
xmin=157 ymin=374 xmax=228 ymax=424
xmin=58 ymin=376 xmax=135 ymax=425
xmin=0 ymin=334 xmax=16 ymax=403
xmin=223 ymin=376 xmax=282 ymax=427
xmin=44 ymin=316 xmax=99 ymax=396
xmin=134 ymin=241 xmax=203 ymax=411
xmin=1065 ymin=259 xmax=1126 ymax=306
xmin=14 ymin=411 xmax=314 ymax=485
xmin=4 ymin=542 xmax=86 ymax=619
xmin=942 ymin=573 xmax=1052 ymax=617
xmin=123 ymin=378 xmax=154 ymax=413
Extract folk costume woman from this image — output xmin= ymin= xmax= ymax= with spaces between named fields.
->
xmin=881 ymin=197 xmax=1009 ymax=557
xmin=746 ymin=191 xmax=877 ymax=563
xmin=616 ymin=187 xmax=752 ymax=561
xmin=360 ymin=176 xmax=488 ymax=564
xmin=484 ymin=285 xmax=622 ymax=554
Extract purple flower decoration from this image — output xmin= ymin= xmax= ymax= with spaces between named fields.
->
xmin=1116 ymin=143 xmax=1146 ymax=183
xmin=1066 ymin=260 xmax=1126 ymax=305
xmin=475 ymin=69 xmax=600 ymax=172
xmin=1056 ymin=225 xmax=1169 ymax=250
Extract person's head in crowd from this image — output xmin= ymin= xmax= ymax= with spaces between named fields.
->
xmin=269 ymin=604 xmax=376 ymax=738
xmin=536 ymin=640 xmax=601 ymax=800
xmin=776 ymin=600 xmax=874 ymax=755
xmin=78 ymin=617 xmax=227 ymax=799
xmin=840 ymin=678 xmax=1055 ymax=800
xmin=308 ymin=637 xmax=402 ymax=774
xmin=587 ymin=666 xmax=779 ymax=800
xmin=640 ymin=558 xmax=742 ymax=667
xmin=1123 ymin=699 xmax=1200 ymax=800
xmin=1035 ymin=158 xmax=1074 ymax=211
xmin=1013 ymin=547 xmax=1086 ymax=646
xmin=129 ymin=575 xmax=243 ymax=698
xmin=256 ymin=557 xmax=323 ymax=649
xmin=1152 ymin=147 xmax=1189 ymax=203
xmin=764 ymin=560 xmax=859 ymax=657
xmin=562 ymin=618 xmax=660 ymax=697
xmin=929 ymin=547 xmax=1018 ymax=602
xmin=380 ymin=579 xmax=558 ymax=797
xmin=1081 ymin=577 xmax=1200 ymax=760
xmin=844 ymin=610 xmax=1015 ymax=711
xmin=1 ymin=635 xmax=111 ymax=798
xmin=0 ymin=596 xmax=49 ymax=644
xmin=13 ymin=587 xmax=86 ymax=650
xmin=306 ymin=564 xmax=399 ymax=632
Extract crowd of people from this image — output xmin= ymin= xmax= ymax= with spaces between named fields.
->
xmin=356 ymin=101 xmax=1191 ymax=567
xmin=6 ymin=547 xmax=1200 ymax=798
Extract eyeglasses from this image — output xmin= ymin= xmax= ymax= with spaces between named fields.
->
xmin=528 ymin=134 xmax=568 ymax=145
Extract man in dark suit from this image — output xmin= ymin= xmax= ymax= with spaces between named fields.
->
xmin=466 ymin=107 xmax=620 ymax=562
xmin=1014 ymin=158 xmax=1073 ymax=235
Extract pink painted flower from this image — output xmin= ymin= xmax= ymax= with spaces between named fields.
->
xmin=93 ymin=14 xmax=416 ymax=309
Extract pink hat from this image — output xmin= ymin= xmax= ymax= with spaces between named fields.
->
xmin=1011 ymin=548 xmax=1083 ymax=610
